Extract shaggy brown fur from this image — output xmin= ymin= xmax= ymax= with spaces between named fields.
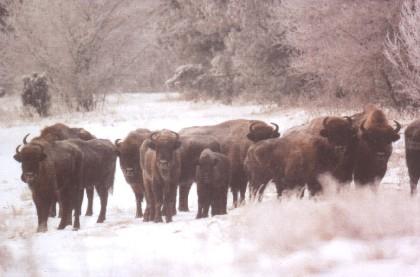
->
xmin=405 ymin=119 xmax=420 ymax=195
xmin=115 ymin=129 xmax=151 ymax=218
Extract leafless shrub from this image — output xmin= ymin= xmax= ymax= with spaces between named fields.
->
xmin=384 ymin=0 xmax=420 ymax=108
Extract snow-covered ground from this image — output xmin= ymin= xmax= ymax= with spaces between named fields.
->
xmin=1 ymin=93 xmax=420 ymax=276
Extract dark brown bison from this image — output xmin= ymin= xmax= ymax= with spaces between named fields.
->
xmin=405 ymin=119 xmax=420 ymax=195
xmin=246 ymin=116 xmax=356 ymax=199
xmin=180 ymin=119 xmax=279 ymax=207
xmin=115 ymin=129 xmax=151 ymax=218
xmin=245 ymin=133 xmax=338 ymax=199
xmin=14 ymin=139 xmax=83 ymax=232
xmin=343 ymin=105 xmax=401 ymax=186
xmin=176 ymin=134 xmax=221 ymax=212
xmin=65 ymin=139 xmax=117 ymax=225
xmin=28 ymin=123 xmax=97 ymax=216
xmin=140 ymin=130 xmax=181 ymax=223
xmin=195 ymin=149 xmax=230 ymax=218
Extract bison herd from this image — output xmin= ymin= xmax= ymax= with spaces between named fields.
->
xmin=13 ymin=104 xmax=420 ymax=232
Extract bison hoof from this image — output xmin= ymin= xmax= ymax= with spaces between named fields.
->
xmin=72 ymin=227 xmax=80 ymax=231
xmin=154 ymin=217 xmax=163 ymax=223
xmin=165 ymin=216 xmax=172 ymax=223
xmin=85 ymin=211 xmax=93 ymax=216
xmin=178 ymin=206 xmax=189 ymax=212
xmin=37 ymin=226 xmax=48 ymax=233
xmin=97 ymin=218 xmax=105 ymax=223
xmin=57 ymin=224 xmax=66 ymax=230
xmin=135 ymin=212 xmax=143 ymax=218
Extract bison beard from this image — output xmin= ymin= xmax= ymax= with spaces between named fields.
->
xmin=195 ymin=149 xmax=230 ymax=218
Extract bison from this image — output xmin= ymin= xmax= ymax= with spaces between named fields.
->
xmin=28 ymin=123 xmax=97 ymax=216
xmin=180 ymin=119 xmax=279 ymax=207
xmin=344 ymin=105 xmax=401 ymax=186
xmin=195 ymin=149 xmax=230 ymax=218
xmin=245 ymin=133 xmax=338 ymax=199
xmin=14 ymin=139 xmax=83 ymax=232
xmin=176 ymin=134 xmax=221 ymax=212
xmin=246 ymin=116 xmax=355 ymax=199
xmin=115 ymin=129 xmax=151 ymax=218
xmin=140 ymin=130 xmax=181 ymax=223
xmin=405 ymin=119 xmax=420 ymax=195
xmin=66 ymin=138 xmax=117 ymax=225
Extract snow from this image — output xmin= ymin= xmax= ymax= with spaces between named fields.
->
xmin=1 ymin=92 xmax=420 ymax=276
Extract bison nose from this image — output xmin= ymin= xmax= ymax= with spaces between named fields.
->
xmin=22 ymin=172 xmax=35 ymax=182
xmin=334 ymin=146 xmax=345 ymax=155
xmin=124 ymin=168 xmax=134 ymax=177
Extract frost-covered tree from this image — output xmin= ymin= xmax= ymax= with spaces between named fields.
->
xmin=385 ymin=0 xmax=420 ymax=107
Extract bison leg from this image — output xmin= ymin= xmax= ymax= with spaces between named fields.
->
xmin=96 ymin=186 xmax=108 ymax=223
xmin=135 ymin=192 xmax=144 ymax=218
xmin=35 ymin=196 xmax=49 ymax=232
xmin=153 ymin=184 xmax=164 ymax=223
xmin=308 ymin=180 xmax=322 ymax=197
xmin=58 ymin=196 xmax=72 ymax=230
xmin=178 ymin=183 xmax=191 ymax=212
xmin=85 ymin=186 xmax=94 ymax=216
xmin=73 ymin=188 xmax=84 ymax=230
xmin=49 ymin=199 xmax=57 ymax=218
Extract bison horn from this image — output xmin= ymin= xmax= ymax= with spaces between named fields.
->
xmin=322 ymin=117 xmax=329 ymax=127
xmin=170 ymin=130 xmax=180 ymax=141
xmin=115 ymin=139 xmax=121 ymax=147
xmin=150 ymin=131 xmax=160 ymax=142
xmin=360 ymin=120 xmax=367 ymax=133
xmin=343 ymin=116 xmax=352 ymax=124
xmin=393 ymin=120 xmax=401 ymax=133
xmin=271 ymin=122 xmax=279 ymax=133
xmin=23 ymin=133 xmax=30 ymax=145
xmin=15 ymin=144 xmax=22 ymax=154
xmin=249 ymin=122 xmax=259 ymax=133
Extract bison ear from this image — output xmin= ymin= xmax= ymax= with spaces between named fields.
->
xmin=247 ymin=133 xmax=257 ymax=142
xmin=272 ymin=132 xmax=280 ymax=138
xmin=13 ymin=154 xmax=22 ymax=162
xmin=320 ymin=129 xmax=328 ymax=138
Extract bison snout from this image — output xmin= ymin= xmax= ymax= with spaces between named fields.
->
xmin=22 ymin=172 xmax=36 ymax=183
xmin=124 ymin=168 xmax=135 ymax=177
xmin=334 ymin=146 xmax=346 ymax=155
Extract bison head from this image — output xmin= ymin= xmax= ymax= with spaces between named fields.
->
xmin=14 ymin=142 xmax=46 ymax=184
xmin=196 ymin=149 xmax=218 ymax=186
xmin=115 ymin=138 xmax=140 ymax=183
xmin=319 ymin=117 xmax=356 ymax=151
xmin=247 ymin=122 xmax=280 ymax=142
xmin=148 ymin=130 xmax=181 ymax=181
xmin=360 ymin=119 xmax=401 ymax=152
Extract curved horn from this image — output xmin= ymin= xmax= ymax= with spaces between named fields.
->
xmin=322 ymin=117 xmax=329 ymax=127
xmin=343 ymin=116 xmax=352 ymax=124
xmin=270 ymin=122 xmax=279 ymax=133
xmin=393 ymin=120 xmax=401 ymax=133
xmin=23 ymin=133 xmax=30 ymax=144
xmin=114 ymin=139 xmax=122 ymax=147
xmin=360 ymin=120 xmax=367 ymax=133
xmin=249 ymin=121 xmax=259 ymax=133
xmin=15 ymin=144 xmax=22 ymax=154
xmin=170 ymin=130 xmax=180 ymax=141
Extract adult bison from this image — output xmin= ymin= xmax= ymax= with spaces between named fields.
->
xmin=344 ymin=104 xmax=401 ymax=186
xmin=245 ymin=132 xmax=338 ymax=199
xmin=180 ymin=119 xmax=280 ymax=207
xmin=405 ymin=119 xmax=420 ymax=195
xmin=246 ymin=116 xmax=354 ymax=199
xmin=14 ymin=139 xmax=83 ymax=232
xmin=196 ymin=149 xmax=230 ymax=218
xmin=176 ymin=134 xmax=221 ymax=212
xmin=27 ymin=123 xmax=97 ymax=216
xmin=140 ymin=130 xmax=181 ymax=223
xmin=115 ymin=129 xmax=151 ymax=218
xmin=66 ymin=139 xmax=117 ymax=225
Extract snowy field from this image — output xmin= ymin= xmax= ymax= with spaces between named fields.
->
xmin=1 ymin=92 xmax=420 ymax=276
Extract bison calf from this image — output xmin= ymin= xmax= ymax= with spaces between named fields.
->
xmin=196 ymin=149 xmax=230 ymax=218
